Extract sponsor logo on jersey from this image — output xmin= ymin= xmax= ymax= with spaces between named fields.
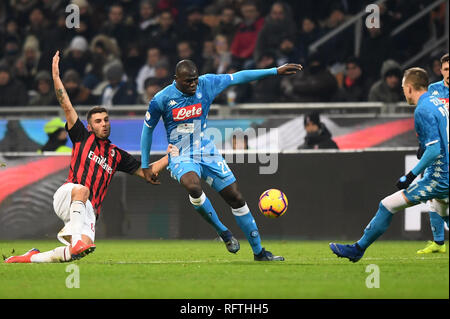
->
xmin=439 ymin=98 xmax=449 ymax=109
xmin=172 ymin=103 xmax=202 ymax=121
xmin=88 ymin=150 xmax=113 ymax=174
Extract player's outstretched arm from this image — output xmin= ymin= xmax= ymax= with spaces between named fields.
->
xmin=52 ymin=51 xmax=77 ymax=130
xmin=230 ymin=63 xmax=302 ymax=85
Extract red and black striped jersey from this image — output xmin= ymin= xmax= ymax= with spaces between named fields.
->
xmin=65 ymin=118 xmax=140 ymax=215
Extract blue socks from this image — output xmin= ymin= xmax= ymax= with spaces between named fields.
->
xmin=190 ymin=193 xmax=228 ymax=235
xmin=232 ymin=204 xmax=263 ymax=255
xmin=429 ymin=211 xmax=445 ymax=243
xmin=357 ymin=202 xmax=393 ymax=250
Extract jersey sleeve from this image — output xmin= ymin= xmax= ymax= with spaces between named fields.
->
xmin=415 ymin=107 xmax=440 ymax=147
xmin=66 ymin=117 xmax=89 ymax=143
xmin=144 ymin=98 xmax=162 ymax=129
xmin=116 ymin=147 xmax=141 ymax=174
xmin=202 ymin=74 xmax=233 ymax=100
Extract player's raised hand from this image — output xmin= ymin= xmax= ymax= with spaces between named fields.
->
xmin=277 ymin=63 xmax=303 ymax=75
xmin=52 ymin=51 xmax=60 ymax=79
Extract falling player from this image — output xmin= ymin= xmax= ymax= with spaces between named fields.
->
xmin=416 ymin=53 xmax=449 ymax=254
xmin=4 ymin=51 xmax=170 ymax=263
xmin=329 ymin=67 xmax=449 ymax=262
xmin=140 ymin=59 xmax=302 ymax=261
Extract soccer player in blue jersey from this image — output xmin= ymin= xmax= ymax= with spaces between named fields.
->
xmin=140 ymin=59 xmax=302 ymax=261
xmin=417 ymin=53 xmax=449 ymax=254
xmin=330 ymin=67 xmax=449 ymax=262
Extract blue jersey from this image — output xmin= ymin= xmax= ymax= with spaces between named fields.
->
xmin=144 ymin=74 xmax=232 ymax=156
xmin=414 ymin=92 xmax=449 ymax=183
xmin=428 ymin=80 xmax=449 ymax=109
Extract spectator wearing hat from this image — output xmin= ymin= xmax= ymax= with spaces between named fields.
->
xmin=0 ymin=64 xmax=28 ymax=107
xmin=333 ymin=56 xmax=373 ymax=102
xmin=60 ymin=36 xmax=91 ymax=78
xmin=62 ymin=69 xmax=96 ymax=106
xmin=100 ymin=62 xmax=137 ymax=106
xmin=14 ymin=35 xmax=44 ymax=90
xmin=298 ymin=112 xmax=338 ymax=150
xmin=29 ymin=70 xmax=57 ymax=106
xmin=38 ymin=117 xmax=71 ymax=153
xmin=368 ymin=59 xmax=403 ymax=103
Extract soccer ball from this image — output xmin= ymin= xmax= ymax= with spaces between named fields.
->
xmin=258 ymin=189 xmax=288 ymax=218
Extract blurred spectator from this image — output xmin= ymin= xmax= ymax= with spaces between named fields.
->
xmin=0 ymin=64 xmax=28 ymax=106
xmin=0 ymin=35 xmax=21 ymax=67
xmin=333 ymin=57 xmax=373 ymax=102
xmin=99 ymin=3 xmax=137 ymax=50
xmin=138 ymin=77 xmax=163 ymax=105
xmin=25 ymin=7 xmax=50 ymax=47
xmin=277 ymin=37 xmax=301 ymax=66
xmin=63 ymin=69 xmax=96 ymax=106
xmin=254 ymin=2 xmax=296 ymax=63
xmin=146 ymin=10 xmax=179 ymax=60
xmin=71 ymin=0 xmax=95 ymax=41
xmin=202 ymin=34 xmax=232 ymax=74
xmin=14 ymin=35 xmax=45 ymax=90
xmin=428 ymin=53 xmax=445 ymax=83
xmin=287 ymin=54 xmax=338 ymax=102
xmin=136 ymin=47 xmax=162 ymax=95
xmin=154 ymin=60 xmax=171 ymax=87
xmin=29 ymin=70 xmax=57 ymax=106
xmin=368 ymin=59 xmax=403 ymax=103
xmin=137 ymin=0 xmax=158 ymax=33
xmin=10 ymin=0 xmax=40 ymax=26
xmin=232 ymin=130 xmax=249 ymax=150
xmin=123 ymin=42 xmax=144 ymax=82
xmin=298 ymin=112 xmax=338 ymax=150
xmin=359 ymin=22 xmax=396 ymax=80
xmin=251 ymin=51 xmax=283 ymax=102
xmin=39 ymin=117 xmax=71 ymax=153
xmin=230 ymin=0 xmax=264 ymax=69
xmin=100 ymin=62 xmax=137 ymax=106
xmin=176 ymin=41 xmax=202 ymax=71
xmin=60 ymin=36 xmax=91 ymax=79
xmin=297 ymin=16 xmax=324 ymax=65
xmin=179 ymin=6 xmax=212 ymax=57
xmin=212 ymin=6 xmax=240 ymax=45
xmin=83 ymin=34 xmax=121 ymax=90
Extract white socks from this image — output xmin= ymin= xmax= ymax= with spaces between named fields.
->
xmin=30 ymin=246 xmax=71 ymax=263
xmin=69 ymin=200 xmax=86 ymax=243
xmin=189 ymin=192 xmax=206 ymax=206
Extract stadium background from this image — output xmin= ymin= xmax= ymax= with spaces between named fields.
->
xmin=0 ymin=0 xmax=448 ymax=241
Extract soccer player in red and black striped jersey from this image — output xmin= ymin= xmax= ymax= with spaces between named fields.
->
xmin=5 ymin=51 xmax=172 ymax=263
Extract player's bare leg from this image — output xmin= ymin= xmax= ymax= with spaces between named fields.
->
xmin=219 ymin=182 xmax=284 ymax=261
xmin=180 ymin=171 xmax=239 ymax=253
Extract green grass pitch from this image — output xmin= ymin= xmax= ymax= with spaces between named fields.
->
xmin=0 ymin=240 xmax=448 ymax=299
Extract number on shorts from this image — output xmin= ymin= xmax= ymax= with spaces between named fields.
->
xmin=217 ymin=160 xmax=230 ymax=174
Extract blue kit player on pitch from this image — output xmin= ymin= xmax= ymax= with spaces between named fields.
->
xmin=330 ymin=67 xmax=449 ymax=262
xmin=140 ymin=59 xmax=302 ymax=261
xmin=417 ymin=53 xmax=449 ymax=254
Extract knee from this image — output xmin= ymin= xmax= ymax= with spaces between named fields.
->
xmin=181 ymin=174 xmax=202 ymax=198
xmin=71 ymin=185 xmax=90 ymax=202
xmin=227 ymin=191 xmax=246 ymax=209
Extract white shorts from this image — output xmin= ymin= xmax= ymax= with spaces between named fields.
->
xmin=53 ymin=183 xmax=96 ymax=246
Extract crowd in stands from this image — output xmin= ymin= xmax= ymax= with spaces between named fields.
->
xmin=0 ymin=0 xmax=447 ymax=107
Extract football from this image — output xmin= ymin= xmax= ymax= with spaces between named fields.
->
xmin=258 ymin=189 xmax=288 ymax=218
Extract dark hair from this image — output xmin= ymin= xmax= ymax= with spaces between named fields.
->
xmin=441 ymin=53 xmax=449 ymax=66
xmin=87 ymin=106 xmax=108 ymax=122
xmin=304 ymin=111 xmax=321 ymax=126
xmin=403 ymin=67 xmax=429 ymax=91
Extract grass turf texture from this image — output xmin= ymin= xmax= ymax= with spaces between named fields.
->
xmin=0 ymin=240 xmax=448 ymax=299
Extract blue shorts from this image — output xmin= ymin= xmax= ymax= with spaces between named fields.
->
xmin=403 ymin=174 xmax=449 ymax=204
xmin=168 ymin=152 xmax=236 ymax=192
